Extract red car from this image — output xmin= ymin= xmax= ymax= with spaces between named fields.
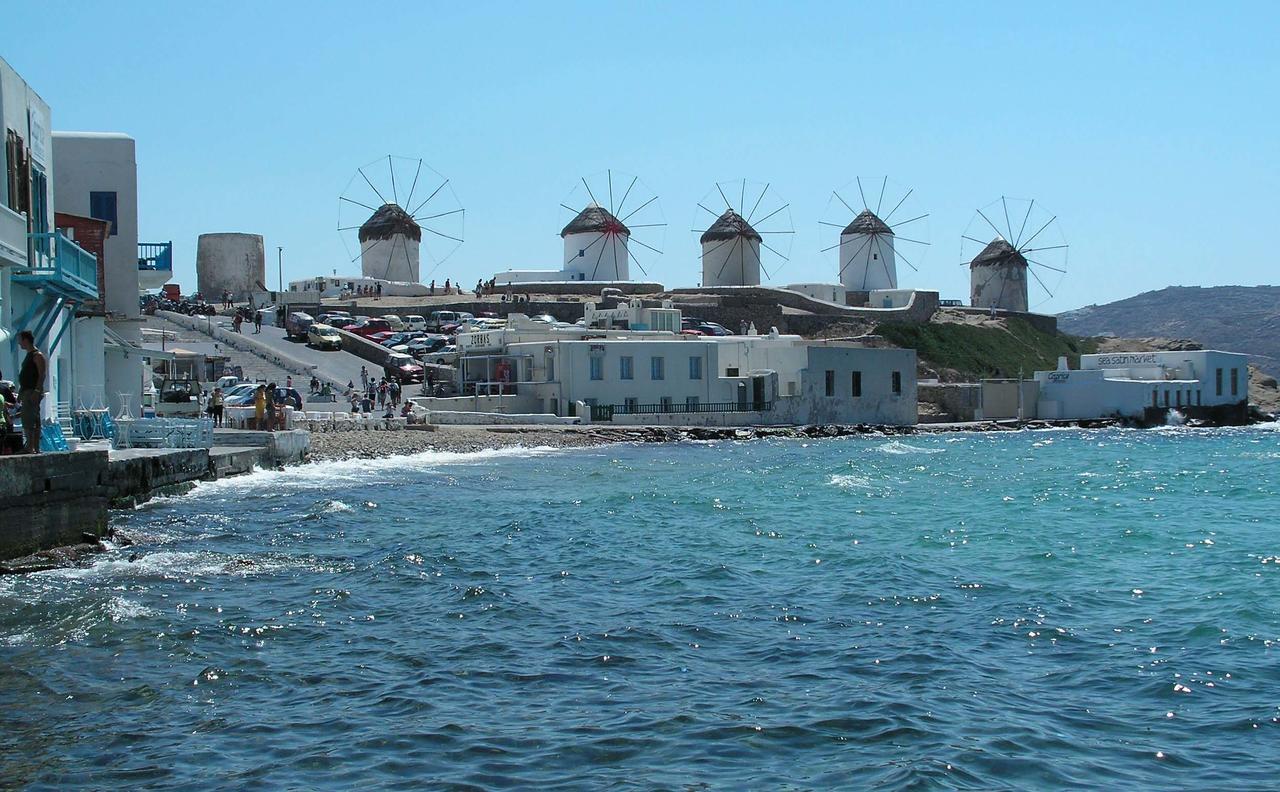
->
xmin=343 ymin=318 xmax=393 ymax=338
xmin=368 ymin=331 xmax=398 ymax=344
xmin=383 ymin=353 xmax=424 ymax=383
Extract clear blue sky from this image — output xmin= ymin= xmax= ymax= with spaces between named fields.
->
xmin=6 ymin=1 xmax=1277 ymax=311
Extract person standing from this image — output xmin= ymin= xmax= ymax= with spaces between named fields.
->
xmin=209 ymin=387 xmax=225 ymax=428
xmin=254 ymin=384 xmax=268 ymax=430
xmin=16 ymin=331 xmax=46 ymax=454
xmin=253 ymin=310 xmax=263 ymax=334
xmin=430 ymin=279 xmax=436 ymax=296
xmin=360 ymin=365 xmax=369 ymax=390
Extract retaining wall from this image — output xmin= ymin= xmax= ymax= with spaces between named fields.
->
xmin=0 ymin=451 xmax=111 ymax=560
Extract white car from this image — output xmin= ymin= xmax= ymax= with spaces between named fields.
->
xmin=381 ymin=314 xmax=406 ymax=331
xmin=428 ymin=345 xmax=459 ymax=365
xmin=404 ymin=314 xmax=427 ymax=332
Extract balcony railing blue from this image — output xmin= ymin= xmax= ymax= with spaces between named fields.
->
xmin=138 ymin=241 xmax=173 ymax=272
xmin=14 ymin=232 xmax=99 ymax=300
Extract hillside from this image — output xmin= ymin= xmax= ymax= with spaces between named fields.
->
xmin=1057 ymin=286 xmax=1280 ymax=376
xmin=876 ymin=316 xmax=1098 ymax=381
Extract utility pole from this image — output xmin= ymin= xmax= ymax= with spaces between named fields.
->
xmin=277 ymin=246 xmax=284 ymax=294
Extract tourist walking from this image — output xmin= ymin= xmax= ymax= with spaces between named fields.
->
xmin=16 ymin=330 xmax=46 ymax=454
xmin=233 ymin=313 xmax=243 ymax=333
xmin=253 ymin=310 xmax=262 ymax=334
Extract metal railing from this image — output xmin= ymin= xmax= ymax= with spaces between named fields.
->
xmin=591 ymin=400 xmax=774 ymax=421
xmin=17 ymin=231 xmax=99 ymax=298
xmin=138 ymin=241 xmax=173 ymax=271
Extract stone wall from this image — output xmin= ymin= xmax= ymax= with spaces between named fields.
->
xmin=0 ymin=451 xmax=110 ymax=560
xmin=918 ymin=383 xmax=982 ymax=422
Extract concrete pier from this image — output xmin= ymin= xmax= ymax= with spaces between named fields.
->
xmin=0 ymin=429 xmax=310 ymax=563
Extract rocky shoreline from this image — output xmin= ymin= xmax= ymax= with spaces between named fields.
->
xmin=303 ymin=419 xmax=1126 ymax=461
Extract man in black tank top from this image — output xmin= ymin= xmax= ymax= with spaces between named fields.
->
xmin=16 ymin=330 xmax=46 ymax=454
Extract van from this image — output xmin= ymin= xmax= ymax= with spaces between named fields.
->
xmin=404 ymin=314 xmax=427 ymax=331
xmin=285 ymin=312 xmax=314 ymax=340
xmin=428 ymin=310 xmax=459 ymax=331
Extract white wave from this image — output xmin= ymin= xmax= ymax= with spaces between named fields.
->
xmin=828 ymin=473 xmax=874 ymax=489
xmin=875 ymin=440 xmax=944 ymax=456
xmin=185 ymin=444 xmax=568 ymax=498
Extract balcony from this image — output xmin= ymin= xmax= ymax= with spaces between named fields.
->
xmin=138 ymin=241 xmax=173 ymax=289
xmin=13 ymin=232 xmax=99 ymax=300
xmin=0 ymin=204 xmax=26 ymax=267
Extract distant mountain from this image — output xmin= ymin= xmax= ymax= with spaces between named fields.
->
xmin=1058 ymin=286 xmax=1280 ymax=376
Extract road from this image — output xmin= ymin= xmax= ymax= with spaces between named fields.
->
xmin=209 ymin=318 xmax=376 ymax=399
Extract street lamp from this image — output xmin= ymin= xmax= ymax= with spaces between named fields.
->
xmin=277 ymin=246 xmax=284 ymax=294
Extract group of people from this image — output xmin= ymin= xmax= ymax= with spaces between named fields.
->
xmin=428 ymin=279 xmax=462 ymax=296
xmin=347 ymin=365 xmax=405 ymax=414
xmin=231 ymin=307 xmax=264 ymax=334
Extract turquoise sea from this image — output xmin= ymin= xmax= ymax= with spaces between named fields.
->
xmin=2 ymin=426 xmax=1280 ymax=789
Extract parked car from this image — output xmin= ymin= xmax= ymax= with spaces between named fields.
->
xmin=155 ymin=378 xmax=203 ymax=418
xmin=316 ymin=311 xmax=352 ymax=326
xmin=406 ymin=335 xmax=448 ymax=357
xmin=368 ymin=331 xmax=398 ymax=344
xmin=697 ymin=322 xmax=734 ymax=336
xmin=383 ymin=353 xmax=425 ymax=383
xmin=307 ymin=323 xmax=343 ymax=350
xmin=222 ymin=383 xmax=260 ymax=405
xmin=285 ymin=311 xmax=314 ymax=340
xmin=344 ymin=318 xmax=394 ymax=338
xmin=381 ymin=314 xmax=406 ymax=331
xmin=379 ymin=331 xmax=421 ymax=348
xmin=426 ymin=345 xmax=459 ymax=366
xmin=404 ymin=314 xmax=427 ymax=331
xmin=215 ymin=375 xmax=241 ymax=390
xmin=427 ymin=310 xmax=459 ymax=331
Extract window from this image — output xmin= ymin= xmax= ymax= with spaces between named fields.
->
xmin=1163 ymin=390 xmax=1169 ymax=407
xmin=1152 ymin=389 xmax=1158 ymax=408
xmin=589 ymin=356 xmax=603 ymax=381
xmin=1216 ymin=368 xmax=1223 ymax=396
xmin=892 ymin=371 xmax=902 ymax=395
xmin=686 ymin=396 xmax=699 ymax=410
xmin=90 ymin=191 xmax=118 ymax=236
xmin=29 ymin=164 xmax=49 ymax=253
xmin=1196 ymin=390 xmax=1202 ymax=406
xmin=546 ymin=356 xmax=555 ymax=382
xmin=1176 ymin=390 xmax=1182 ymax=407
xmin=623 ymin=397 xmax=638 ymax=413
xmin=620 ymin=356 xmax=633 ymax=380
xmin=825 ymin=370 xmax=835 ymax=397
xmin=1231 ymin=368 xmax=1239 ymax=396
xmin=726 ymin=367 xmax=739 ymax=377
xmin=660 ymin=396 xmax=673 ymax=413
xmin=689 ymin=356 xmax=702 ymax=380
xmin=651 ymin=356 xmax=665 ymax=380
xmin=851 ymin=371 xmax=862 ymax=397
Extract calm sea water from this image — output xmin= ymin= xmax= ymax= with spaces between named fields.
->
xmin=3 ymin=427 xmax=1280 ymax=789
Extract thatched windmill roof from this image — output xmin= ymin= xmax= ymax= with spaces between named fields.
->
xmin=970 ymin=238 xmax=1028 ymax=268
xmin=842 ymin=209 xmax=892 ymax=236
xmin=560 ymin=203 xmax=630 ymax=237
xmin=359 ymin=204 xmax=421 ymax=243
xmin=700 ymin=209 xmax=762 ymax=244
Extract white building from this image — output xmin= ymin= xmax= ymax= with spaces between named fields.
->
xmin=52 ymin=131 xmax=152 ymax=415
xmin=969 ymin=238 xmax=1028 ymax=312
xmin=287 ymin=275 xmax=432 ymax=301
xmin=438 ymin=303 xmax=917 ymax=427
xmin=1 ymin=57 xmax=100 ymax=424
xmin=1034 ymin=349 xmax=1250 ymax=421
xmin=840 ymin=210 xmax=897 ymax=291
xmin=701 ymin=209 xmax=761 ymax=287
xmin=492 ymin=203 xmax=635 ymax=286
xmin=359 ymin=203 xmax=420 ymax=283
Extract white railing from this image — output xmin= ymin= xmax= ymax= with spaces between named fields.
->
xmin=0 ymin=204 xmax=26 ymax=267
